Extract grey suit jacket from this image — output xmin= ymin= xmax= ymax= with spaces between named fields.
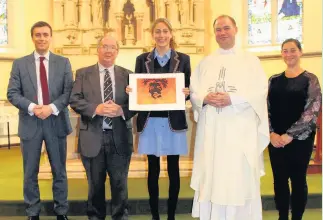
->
xmin=69 ymin=64 xmax=134 ymax=158
xmin=7 ymin=52 xmax=73 ymax=140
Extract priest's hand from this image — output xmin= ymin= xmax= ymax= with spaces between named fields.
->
xmin=281 ymin=134 xmax=293 ymax=146
xmin=126 ymin=86 xmax=132 ymax=94
xmin=182 ymin=88 xmax=190 ymax=98
xmin=203 ymin=92 xmax=218 ymax=107
xmin=270 ymin=132 xmax=285 ymax=148
xmin=213 ymin=92 xmax=232 ymax=108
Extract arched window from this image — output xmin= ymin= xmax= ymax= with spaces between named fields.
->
xmin=0 ymin=0 xmax=8 ymax=45
xmin=248 ymin=0 xmax=303 ymax=46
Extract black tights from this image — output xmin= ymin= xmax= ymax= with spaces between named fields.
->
xmin=147 ymin=155 xmax=180 ymax=220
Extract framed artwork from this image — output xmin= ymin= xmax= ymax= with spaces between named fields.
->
xmin=129 ymin=73 xmax=185 ymax=111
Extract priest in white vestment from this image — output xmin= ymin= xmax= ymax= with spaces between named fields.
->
xmin=190 ymin=15 xmax=270 ymax=220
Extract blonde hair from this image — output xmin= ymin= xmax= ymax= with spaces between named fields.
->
xmin=151 ymin=18 xmax=177 ymax=49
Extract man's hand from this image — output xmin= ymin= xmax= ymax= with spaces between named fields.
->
xmin=182 ymin=88 xmax=189 ymax=99
xmin=33 ymin=105 xmax=43 ymax=117
xmin=95 ymin=100 xmax=124 ymax=117
xmin=37 ymin=105 xmax=53 ymax=120
xmin=95 ymin=103 xmax=105 ymax=116
xmin=270 ymin=132 xmax=285 ymax=148
xmin=204 ymin=92 xmax=231 ymax=108
xmin=281 ymin=134 xmax=293 ymax=146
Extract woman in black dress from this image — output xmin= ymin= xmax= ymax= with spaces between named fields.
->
xmin=267 ymin=38 xmax=322 ymax=220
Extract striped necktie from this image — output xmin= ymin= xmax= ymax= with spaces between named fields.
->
xmin=103 ymin=69 xmax=113 ymax=126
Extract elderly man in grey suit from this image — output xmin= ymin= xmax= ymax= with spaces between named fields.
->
xmin=69 ymin=35 xmax=134 ymax=220
xmin=7 ymin=21 xmax=73 ymax=220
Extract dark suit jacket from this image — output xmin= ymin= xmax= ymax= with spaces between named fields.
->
xmin=7 ymin=52 xmax=73 ymax=140
xmin=69 ymin=64 xmax=134 ymax=158
xmin=134 ymin=49 xmax=191 ymax=133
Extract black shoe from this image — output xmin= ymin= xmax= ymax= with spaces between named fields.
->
xmin=57 ymin=215 xmax=69 ymax=220
xmin=27 ymin=216 xmax=39 ymax=220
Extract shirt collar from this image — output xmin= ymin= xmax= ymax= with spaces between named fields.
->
xmin=34 ymin=51 xmax=50 ymax=60
xmin=154 ymin=48 xmax=171 ymax=59
xmin=216 ymin=47 xmax=236 ymax=55
xmin=98 ymin=63 xmax=114 ymax=73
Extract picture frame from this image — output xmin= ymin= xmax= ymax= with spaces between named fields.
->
xmin=129 ymin=73 xmax=185 ymax=111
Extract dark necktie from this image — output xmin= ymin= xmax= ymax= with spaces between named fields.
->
xmin=103 ymin=69 xmax=113 ymax=126
xmin=39 ymin=57 xmax=50 ymax=105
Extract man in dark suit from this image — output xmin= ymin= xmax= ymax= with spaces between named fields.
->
xmin=7 ymin=21 xmax=73 ymax=220
xmin=69 ymin=35 xmax=134 ymax=220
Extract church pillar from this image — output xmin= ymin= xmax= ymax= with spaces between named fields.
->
xmin=165 ymin=0 xmax=180 ymax=28
xmin=79 ymin=0 xmax=91 ymax=29
xmin=64 ymin=0 xmax=78 ymax=28
xmin=53 ymin=0 xmax=64 ymax=29
xmin=194 ymin=0 xmax=204 ymax=28
xmin=134 ymin=12 xmax=144 ymax=45
xmin=189 ymin=0 xmax=194 ymax=25
xmin=115 ymin=12 xmax=124 ymax=43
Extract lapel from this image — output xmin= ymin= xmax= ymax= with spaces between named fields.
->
xmin=26 ymin=53 xmax=37 ymax=93
xmin=48 ymin=52 xmax=56 ymax=97
xmin=48 ymin=52 xmax=56 ymax=93
xmin=168 ymin=49 xmax=180 ymax=73
xmin=88 ymin=64 xmax=103 ymax=104
xmin=144 ymin=49 xmax=180 ymax=73
xmin=114 ymin=65 xmax=123 ymax=103
xmin=144 ymin=50 xmax=154 ymax=73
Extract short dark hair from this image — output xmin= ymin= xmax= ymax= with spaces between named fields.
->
xmin=213 ymin=15 xmax=237 ymax=27
xmin=30 ymin=21 xmax=52 ymax=37
xmin=281 ymin=38 xmax=302 ymax=51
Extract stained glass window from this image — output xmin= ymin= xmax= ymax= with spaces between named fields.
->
xmin=248 ymin=0 xmax=303 ymax=46
xmin=0 ymin=0 xmax=7 ymax=45
xmin=277 ymin=0 xmax=303 ymax=43
xmin=248 ymin=0 xmax=272 ymax=45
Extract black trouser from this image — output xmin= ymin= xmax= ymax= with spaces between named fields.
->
xmin=147 ymin=155 xmax=180 ymax=220
xmin=82 ymin=130 xmax=131 ymax=220
xmin=268 ymin=137 xmax=314 ymax=220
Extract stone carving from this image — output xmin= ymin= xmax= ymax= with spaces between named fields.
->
xmin=92 ymin=0 xmax=103 ymax=27
xmin=179 ymin=0 xmax=190 ymax=26
xmin=52 ymin=0 xmax=205 ymax=54
xmin=124 ymin=14 xmax=135 ymax=45
xmin=66 ymin=31 xmax=78 ymax=44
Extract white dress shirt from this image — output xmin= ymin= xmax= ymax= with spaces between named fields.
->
xmin=28 ymin=51 xmax=59 ymax=116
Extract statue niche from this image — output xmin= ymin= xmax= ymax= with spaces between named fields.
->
xmin=92 ymin=0 xmax=111 ymax=28
xmin=122 ymin=0 xmax=137 ymax=45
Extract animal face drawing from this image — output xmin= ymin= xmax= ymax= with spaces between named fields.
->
xmin=143 ymin=79 xmax=168 ymax=99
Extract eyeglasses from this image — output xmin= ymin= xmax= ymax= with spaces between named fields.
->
xmin=99 ymin=44 xmax=118 ymax=51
